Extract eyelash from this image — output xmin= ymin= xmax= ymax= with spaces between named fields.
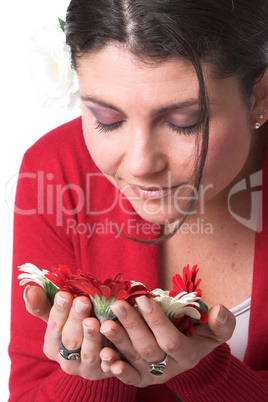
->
xmin=165 ymin=122 xmax=199 ymax=136
xmin=94 ymin=120 xmax=199 ymax=135
xmin=94 ymin=120 xmax=123 ymax=133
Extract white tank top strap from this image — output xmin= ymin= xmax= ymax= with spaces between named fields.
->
xmin=230 ymin=297 xmax=251 ymax=316
xmin=227 ymin=298 xmax=251 ymax=361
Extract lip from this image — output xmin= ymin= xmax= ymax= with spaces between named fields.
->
xmin=130 ymin=184 xmax=180 ymax=200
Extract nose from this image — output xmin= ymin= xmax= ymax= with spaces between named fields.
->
xmin=124 ymin=126 xmax=166 ymax=178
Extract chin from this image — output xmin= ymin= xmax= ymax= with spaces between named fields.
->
xmin=136 ymin=207 xmax=184 ymax=227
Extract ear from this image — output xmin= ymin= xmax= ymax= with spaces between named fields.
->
xmin=250 ymin=67 xmax=268 ymax=130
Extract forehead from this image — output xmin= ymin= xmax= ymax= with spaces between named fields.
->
xmin=77 ymin=44 xmax=201 ymax=108
xmin=77 ymin=44 xmax=195 ymax=77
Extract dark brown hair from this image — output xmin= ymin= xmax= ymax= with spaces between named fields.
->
xmin=65 ymin=0 xmax=268 ymax=243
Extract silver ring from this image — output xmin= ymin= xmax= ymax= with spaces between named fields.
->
xmin=59 ymin=339 xmax=81 ymax=361
xmin=148 ymin=355 xmax=168 ymax=376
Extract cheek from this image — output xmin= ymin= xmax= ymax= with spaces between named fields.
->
xmin=82 ymin=115 xmax=121 ymax=176
xmin=204 ymin=116 xmax=250 ymax=189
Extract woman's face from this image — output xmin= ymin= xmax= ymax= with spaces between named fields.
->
xmin=78 ymin=45 xmax=252 ymax=225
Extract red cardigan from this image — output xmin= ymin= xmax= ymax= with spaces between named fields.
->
xmin=9 ymin=118 xmax=268 ymax=401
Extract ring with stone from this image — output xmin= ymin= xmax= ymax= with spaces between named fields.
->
xmin=148 ymin=355 xmax=168 ymax=376
xmin=59 ymin=339 xmax=81 ymax=361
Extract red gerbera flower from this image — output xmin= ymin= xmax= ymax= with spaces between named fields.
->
xmin=67 ymin=273 xmax=150 ymax=324
xmin=166 ymin=264 xmax=208 ymax=335
xmin=45 ymin=267 xmax=150 ymax=324
xmin=45 ymin=265 xmax=72 ymax=289
xmin=170 ymin=264 xmax=202 ymax=298
xmin=45 ymin=265 xmax=83 ymax=297
xmin=172 ymin=309 xmax=208 ymax=335
xmin=67 ymin=272 xmax=149 ymax=304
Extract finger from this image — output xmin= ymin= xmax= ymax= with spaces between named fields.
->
xmin=24 ymin=286 xmax=52 ymax=322
xmin=206 ymin=304 xmax=236 ymax=342
xmin=61 ymin=296 xmax=91 ymax=351
xmin=134 ymin=296 xmax=190 ymax=362
xmin=99 ymin=346 xmax=122 ymax=374
xmin=81 ymin=317 xmax=102 ymax=365
xmin=109 ymin=302 xmax=166 ymax=364
xmin=54 ymin=296 xmax=91 ymax=377
xmin=44 ymin=291 xmax=74 ymax=360
xmin=185 ymin=304 xmax=236 ymax=366
xmin=100 ymin=319 xmax=141 ymax=364
xmin=109 ymin=359 xmax=172 ymax=387
xmin=81 ymin=317 xmax=113 ymax=380
xmin=135 ymin=296 xmax=235 ymax=368
xmin=110 ymin=360 xmax=142 ymax=386
xmin=101 ymin=318 xmax=178 ymax=386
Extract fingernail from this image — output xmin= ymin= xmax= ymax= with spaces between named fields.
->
xmin=75 ymin=299 xmax=88 ymax=314
xmin=136 ymin=296 xmax=153 ymax=314
xmin=215 ymin=306 xmax=228 ymax=325
xmin=100 ymin=328 xmax=115 ymax=337
xmin=56 ymin=293 xmax=69 ymax=308
xmin=83 ymin=324 xmax=95 ymax=336
xmin=23 ymin=285 xmax=30 ymax=305
xmin=110 ymin=304 xmax=127 ymax=319
xmin=101 ymin=355 xmax=112 ymax=362
xmin=111 ymin=367 xmax=123 ymax=375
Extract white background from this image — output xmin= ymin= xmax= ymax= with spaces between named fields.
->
xmin=1 ymin=1 xmax=80 ymax=400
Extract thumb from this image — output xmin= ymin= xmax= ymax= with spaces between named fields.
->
xmin=208 ymin=304 xmax=236 ymax=343
xmin=24 ymin=285 xmax=52 ymax=322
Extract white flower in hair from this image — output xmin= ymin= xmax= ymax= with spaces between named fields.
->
xmin=29 ymin=20 xmax=80 ymax=110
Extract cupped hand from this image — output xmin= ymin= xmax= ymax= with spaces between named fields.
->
xmin=99 ymin=296 xmax=236 ymax=387
xmin=23 ymin=286 xmax=120 ymax=380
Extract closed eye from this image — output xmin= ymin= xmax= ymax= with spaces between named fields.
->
xmin=166 ymin=121 xmax=200 ymax=135
xmin=94 ymin=120 xmax=124 ymax=133
xmin=93 ymin=119 xmax=200 ymax=135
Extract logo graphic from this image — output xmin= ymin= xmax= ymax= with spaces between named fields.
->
xmin=228 ymin=170 xmax=262 ymax=232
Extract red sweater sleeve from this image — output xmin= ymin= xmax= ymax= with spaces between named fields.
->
xmin=166 ymin=343 xmax=268 ymax=401
xmin=8 ymin=137 xmax=137 ymax=401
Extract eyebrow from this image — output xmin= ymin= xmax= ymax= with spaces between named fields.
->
xmin=80 ymin=95 xmax=200 ymax=115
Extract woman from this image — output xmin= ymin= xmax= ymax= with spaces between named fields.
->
xmin=9 ymin=0 xmax=268 ymax=400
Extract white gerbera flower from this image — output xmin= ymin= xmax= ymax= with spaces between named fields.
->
xmin=130 ymin=280 xmax=147 ymax=287
xmin=18 ymin=263 xmax=50 ymax=287
xmin=18 ymin=263 xmax=58 ymax=305
xmin=151 ymin=289 xmax=201 ymax=320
